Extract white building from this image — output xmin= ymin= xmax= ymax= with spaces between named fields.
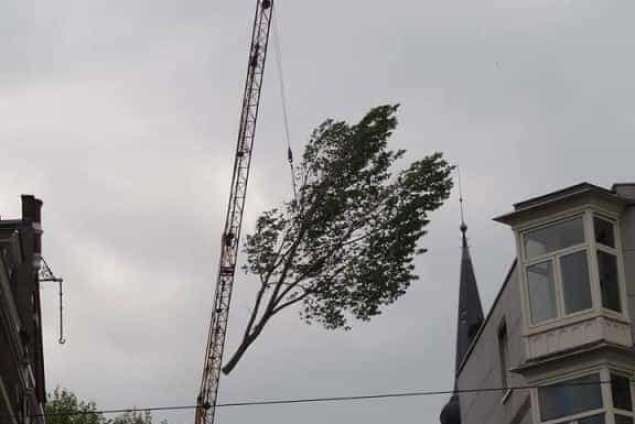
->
xmin=441 ymin=182 xmax=635 ymax=424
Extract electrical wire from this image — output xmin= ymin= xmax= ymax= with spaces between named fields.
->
xmin=23 ymin=379 xmax=626 ymax=418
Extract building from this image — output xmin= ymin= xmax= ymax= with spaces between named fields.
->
xmin=0 ymin=195 xmax=47 ymax=423
xmin=440 ymin=182 xmax=635 ymax=424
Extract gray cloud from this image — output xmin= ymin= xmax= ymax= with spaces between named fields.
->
xmin=2 ymin=0 xmax=635 ymax=423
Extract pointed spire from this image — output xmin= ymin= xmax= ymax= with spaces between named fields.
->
xmin=454 ymin=168 xmax=484 ymax=374
xmin=455 ymin=221 xmax=484 ymax=373
xmin=440 ymin=168 xmax=485 ymax=424
xmin=459 ymin=168 xmax=467 ymax=239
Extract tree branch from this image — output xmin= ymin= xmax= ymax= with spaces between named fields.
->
xmin=243 ymin=283 xmax=267 ymax=337
xmin=272 ymin=262 xmax=348 ymax=315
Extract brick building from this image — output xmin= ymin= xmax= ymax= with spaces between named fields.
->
xmin=0 ymin=195 xmax=47 ymax=423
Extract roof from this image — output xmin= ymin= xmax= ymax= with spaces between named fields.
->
xmin=454 ymin=229 xmax=484 ymax=374
xmin=457 ymin=259 xmax=518 ymax=376
xmin=494 ymin=182 xmax=626 ymax=225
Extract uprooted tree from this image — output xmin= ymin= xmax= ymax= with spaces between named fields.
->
xmin=222 ymin=104 xmax=454 ymax=374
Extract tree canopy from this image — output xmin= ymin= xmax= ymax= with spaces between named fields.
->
xmin=45 ymin=388 xmax=162 ymax=424
xmin=223 ymin=104 xmax=454 ymax=374
xmin=45 ymin=388 xmax=103 ymax=424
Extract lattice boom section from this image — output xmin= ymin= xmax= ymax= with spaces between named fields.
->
xmin=196 ymin=1 xmax=273 ymax=424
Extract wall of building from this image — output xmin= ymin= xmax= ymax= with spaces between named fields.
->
xmin=445 ymin=183 xmax=635 ymax=424
xmin=614 ymin=185 xmax=635 ymax=342
xmin=0 ymin=196 xmax=46 ymax=424
xmin=0 ymin=252 xmax=27 ymax=422
xmin=454 ymin=183 xmax=635 ymax=424
xmin=0 ymin=326 xmax=21 ymax=424
xmin=457 ymin=264 xmax=532 ymax=424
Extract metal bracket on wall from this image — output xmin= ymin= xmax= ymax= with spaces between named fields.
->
xmin=38 ymin=257 xmax=66 ymax=344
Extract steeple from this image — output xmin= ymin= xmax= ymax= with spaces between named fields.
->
xmin=455 ymin=222 xmax=484 ymax=372
xmin=454 ymin=168 xmax=484 ymax=373
xmin=440 ymin=173 xmax=484 ymax=424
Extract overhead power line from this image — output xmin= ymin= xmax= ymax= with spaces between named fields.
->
xmin=24 ymin=379 xmax=623 ymax=419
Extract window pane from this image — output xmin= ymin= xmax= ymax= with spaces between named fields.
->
xmin=594 ymin=217 xmax=615 ymax=248
xmin=598 ymin=251 xmax=621 ymax=312
xmin=527 ymin=261 xmax=557 ymax=323
xmin=560 ymin=251 xmax=592 ymax=314
xmin=525 ymin=218 xmax=585 ymax=259
xmin=615 ymin=415 xmax=633 ymax=424
xmin=579 ymin=414 xmax=606 ymax=424
xmin=539 ymin=374 xmax=603 ymax=421
xmin=611 ymin=374 xmax=633 ymax=411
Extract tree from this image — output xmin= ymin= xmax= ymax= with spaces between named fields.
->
xmin=45 ymin=388 xmax=163 ymax=424
xmin=45 ymin=388 xmax=104 ymax=424
xmin=110 ymin=411 xmax=154 ymax=424
xmin=222 ymin=104 xmax=454 ymax=374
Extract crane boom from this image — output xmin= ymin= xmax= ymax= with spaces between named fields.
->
xmin=196 ymin=1 xmax=273 ymax=423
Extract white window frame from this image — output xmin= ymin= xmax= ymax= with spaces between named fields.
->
xmin=609 ymin=369 xmax=635 ymax=423
xmin=593 ymin=214 xmax=628 ymax=317
xmin=521 ymin=213 xmax=593 ymax=326
xmin=532 ymin=367 xmax=635 ymax=424
xmin=517 ymin=208 xmax=629 ymax=331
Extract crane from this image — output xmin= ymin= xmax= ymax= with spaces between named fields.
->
xmin=38 ymin=256 xmax=66 ymax=345
xmin=196 ymin=1 xmax=274 ymax=423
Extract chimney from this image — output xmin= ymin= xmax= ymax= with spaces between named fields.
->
xmin=21 ymin=194 xmax=42 ymax=224
xmin=21 ymin=194 xmax=43 ymax=255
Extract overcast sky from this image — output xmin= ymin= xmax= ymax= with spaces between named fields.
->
xmin=2 ymin=0 xmax=635 ymax=423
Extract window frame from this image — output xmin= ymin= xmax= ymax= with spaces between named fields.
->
xmin=594 ymin=214 xmax=627 ymax=316
xmin=609 ymin=370 xmax=635 ymax=422
xmin=521 ymin=214 xmax=594 ymax=326
xmin=518 ymin=208 xmax=628 ymax=330
xmin=534 ymin=370 xmax=605 ymax=424
xmin=523 ymin=216 xmax=587 ymax=263
xmin=525 ymin=259 xmax=559 ymax=323
xmin=533 ymin=367 xmax=635 ymax=424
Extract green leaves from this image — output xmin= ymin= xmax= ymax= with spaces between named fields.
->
xmin=45 ymin=388 xmax=163 ymax=424
xmin=110 ymin=410 xmax=154 ymax=424
xmin=223 ymin=104 xmax=453 ymax=374
xmin=45 ymin=388 xmax=104 ymax=424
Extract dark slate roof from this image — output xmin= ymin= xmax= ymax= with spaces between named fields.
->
xmin=439 ymin=223 xmax=485 ymax=424
xmin=440 ymin=393 xmax=461 ymax=424
xmin=455 ymin=224 xmax=484 ymax=373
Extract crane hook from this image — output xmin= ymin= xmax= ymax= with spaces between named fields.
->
xmin=57 ymin=279 xmax=66 ymax=344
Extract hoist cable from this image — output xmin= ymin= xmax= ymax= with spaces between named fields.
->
xmin=272 ymin=9 xmax=298 ymax=199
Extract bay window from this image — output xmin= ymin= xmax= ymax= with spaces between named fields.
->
xmin=521 ymin=212 xmax=624 ymax=325
xmin=538 ymin=373 xmax=603 ymax=422
xmin=537 ymin=371 xmax=634 ymax=424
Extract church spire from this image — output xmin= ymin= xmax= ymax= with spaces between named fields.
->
xmin=440 ymin=170 xmax=485 ymax=424
xmin=455 ymin=220 xmax=484 ymax=373
xmin=454 ymin=169 xmax=484 ymax=374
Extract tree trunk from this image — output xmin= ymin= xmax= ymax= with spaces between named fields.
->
xmin=222 ymin=317 xmax=268 ymax=374
xmin=222 ymin=337 xmax=253 ymax=375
